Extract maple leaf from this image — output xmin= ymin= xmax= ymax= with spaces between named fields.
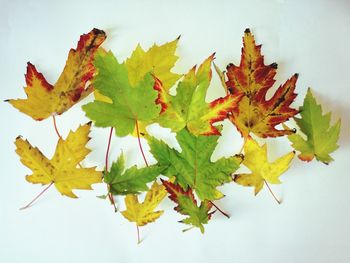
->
xmin=234 ymin=137 xmax=295 ymax=195
xmin=121 ymin=180 xmax=167 ymax=227
xmin=15 ymin=123 xmax=102 ymax=198
xmin=148 ymin=126 xmax=242 ymax=201
xmin=162 ymin=180 xmax=214 ymax=233
xmin=224 ymin=28 xmax=298 ymax=138
xmin=93 ymin=38 xmax=181 ymax=136
xmin=286 ymin=88 xmax=341 ymax=164
xmin=7 ymin=28 xmax=106 ymax=121
xmin=157 ymin=54 xmax=243 ymax=135
xmin=125 ymin=37 xmax=181 ymax=91
xmin=82 ymin=50 xmax=161 ymax=137
xmin=104 ymin=153 xmax=165 ymax=195
xmin=127 ymin=37 xmax=181 ymax=135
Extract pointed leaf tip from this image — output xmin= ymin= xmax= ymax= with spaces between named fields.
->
xmin=270 ymin=63 xmax=278 ymax=69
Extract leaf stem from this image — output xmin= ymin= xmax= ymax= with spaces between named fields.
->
xmin=137 ymin=225 xmax=141 ymax=244
xmin=209 ymin=201 xmax=230 ymax=218
xmin=20 ymin=182 xmax=54 ymax=210
xmin=52 ymin=115 xmax=62 ymax=139
xmin=105 ymin=127 xmax=113 ymax=171
xmin=238 ymin=136 xmax=247 ymax=155
xmin=105 ymin=127 xmax=117 ymax=212
xmin=264 ymin=180 xmax=281 ymax=204
xmin=135 ymin=120 xmax=149 ymax=167
xmin=182 ymin=226 xmax=195 ymax=232
xmin=107 ymin=189 xmax=117 ymax=212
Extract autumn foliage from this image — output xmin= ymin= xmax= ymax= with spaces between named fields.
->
xmin=7 ymin=28 xmax=341 ymax=242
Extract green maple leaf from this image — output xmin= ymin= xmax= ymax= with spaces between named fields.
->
xmin=162 ymin=180 xmax=214 ymax=233
xmin=104 ymin=154 xmax=165 ymax=195
xmin=157 ymin=54 xmax=243 ymax=136
xmin=287 ymin=88 xmax=341 ymax=164
xmin=82 ymin=50 xmax=161 ymax=137
xmin=148 ymin=126 xmax=241 ymax=201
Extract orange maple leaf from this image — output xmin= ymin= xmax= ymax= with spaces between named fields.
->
xmin=224 ymin=28 xmax=298 ymax=138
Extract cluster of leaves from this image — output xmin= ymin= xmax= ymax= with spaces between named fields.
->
xmin=8 ymin=28 xmax=341 ymax=243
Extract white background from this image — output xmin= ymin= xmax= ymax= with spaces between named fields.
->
xmin=1 ymin=0 xmax=349 ymax=262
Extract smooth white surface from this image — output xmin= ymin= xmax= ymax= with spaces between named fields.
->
xmin=1 ymin=0 xmax=349 ymax=262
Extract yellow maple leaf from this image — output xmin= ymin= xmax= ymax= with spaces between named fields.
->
xmin=125 ymin=37 xmax=181 ymax=90
xmin=15 ymin=122 xmax=102 ymax=198
xmin=121 ymin=181 xmax=167 ymax=226
xmin=234 ymin=137 xmax=295 ymax=195
xmin=8 ymin=28 xmax=106 ymax=121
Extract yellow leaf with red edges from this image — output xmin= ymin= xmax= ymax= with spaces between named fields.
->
xmin=121 ymin=181 xmax=168 ymax=226
xmin=234 ymin=137 xmax=295 ymax=195
xmin=15 ymin=123 xmax=102 ymax=198
xmin=8 ymin=28 xmax=106 ymax=121
xmin=158 ymin=54 xmax=243 ymax=135
xmin=224 ymin=29 xmax=298 ymax=138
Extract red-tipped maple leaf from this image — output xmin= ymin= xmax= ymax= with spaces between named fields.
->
xmin=7 ymin=28 xmax=106 ymax=121
xmin=157 ymin=54 xmax=243 ymax=136
xmin=223 ymin=28 xmax=298 ymax=138
xmin=162 ymin=179 xmax=214 ymax=233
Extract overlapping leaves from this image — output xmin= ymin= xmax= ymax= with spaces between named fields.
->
xmin=8 ymin=28 xmax=341 ymax=241
xmin=148 ymin=126 xmax=241 ymax=201
xmin=104 ymin=153 xmax=164 ymax=195
xmin=82 ymin=50 xmax=161 ymax=137
xmin=157 ymin=54 xmax=243 ymax=135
